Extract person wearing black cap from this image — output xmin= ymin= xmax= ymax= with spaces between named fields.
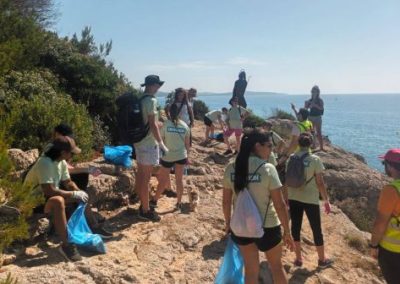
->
xmin=370 ymin=149 xmax=400 ymax=283
xmin=24 ymin=136 xmax=88 ymax=262
xmin=135 ymin=75 xmax=167 ymax=221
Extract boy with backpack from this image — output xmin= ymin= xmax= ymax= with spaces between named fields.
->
xmin=117 ymin=75 xmax=167 ymax=222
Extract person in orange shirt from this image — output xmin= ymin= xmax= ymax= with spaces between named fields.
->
xmin=370 ymin=149 xmax=400 ymax=284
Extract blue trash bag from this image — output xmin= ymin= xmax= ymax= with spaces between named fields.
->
xmin=215 ymin=236 xmax=244 ymax=284
xmin=104 ymin=145 xmax=133 ymax=168
xmin=67 ymin=203 xmax=106 ymax=253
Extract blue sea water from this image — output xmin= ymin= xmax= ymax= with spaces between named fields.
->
xmin=159 ymin=94 xmax=400 ymax=171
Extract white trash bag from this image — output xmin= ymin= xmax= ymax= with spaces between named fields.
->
xmin=230 ymin=188 xmax=264 ymax=238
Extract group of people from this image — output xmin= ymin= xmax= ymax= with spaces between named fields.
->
xmin=22 ymin=72 xmax=400 ymax=284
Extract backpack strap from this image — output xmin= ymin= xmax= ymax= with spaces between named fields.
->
xmin=247 ymin=162 xmax=266 ymax=186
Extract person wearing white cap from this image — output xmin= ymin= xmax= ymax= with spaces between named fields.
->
xmin=370 ymin=149 xmax=400 ymax=284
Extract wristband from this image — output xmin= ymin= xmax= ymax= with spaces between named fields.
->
xmin=368 ymin=243 xmax=379 ymax=249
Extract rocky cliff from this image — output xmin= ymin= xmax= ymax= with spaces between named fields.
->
xmin=1 ymin=121 xmax=386 ymax=283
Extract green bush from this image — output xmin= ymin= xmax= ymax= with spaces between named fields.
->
xmin=193 ymin=99 xmax=209 ymax=120
xmin=268 ymin=108 xmax=296 ymax=121
xmin=243 ymin=113 xmax=265 ymax=128
xmin=0 ymin=273 xmax=19 ymax=284
xmin=92 ymin=115 xmax=111 ymax=151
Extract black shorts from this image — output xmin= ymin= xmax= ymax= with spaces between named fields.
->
xmin=231 ymin=226 xmax=282 ymax=252
xmin=160 ymin=158 xmax=187 ymax=168
xmin=204 ymin=116 xmax=213 ymax=127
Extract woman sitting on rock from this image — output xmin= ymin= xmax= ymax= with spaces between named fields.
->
xmin=222 ymin=128 xmax=294 ymax=284
xmin=152 ymin=104 xmax=190 ymax=212
xmin=284 ymin=132 xmax=332 ymax=268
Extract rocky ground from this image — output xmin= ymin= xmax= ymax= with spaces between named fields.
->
xmin=1 ymin=121 xmax=386 ymax=283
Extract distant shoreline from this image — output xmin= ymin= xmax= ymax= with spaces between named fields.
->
xmin=157 ymin=91 xmax=400 ymax=97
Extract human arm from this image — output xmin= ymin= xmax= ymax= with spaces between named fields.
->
xmin=222 ymin=187 xmax=233 ymax=234
xmin=185 ymin=132 xmax=191 ymax=159
xmin=188 ymin=101 xmax=195 ymax=127
xmin=149 ymin=114 xmax=168 ymax=152
xmin=291 ymin=103 xmax=299 ymax=116
xmin=315 ymin=173 xmax=331 ymax=213
xmin=370 ymin=186 xmax=398 ymax=257
xmin=310 ymin=99 xmax=324 ymax=110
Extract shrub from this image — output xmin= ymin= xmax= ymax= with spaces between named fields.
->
xmin=345 ymin=234 xmax=367 ymax=253
xmin=193 ymin=99 xmax=209 ymax=120
xmin=243 ymin=113 xmax=265 ymax=128
xmin=0 ymin=273 xmax=18 ymax=284
xmin=92 ymin=115 xmax=111 ymax=152
xmin=268 ymin=108 xmax=296 ymax=121
xmin=0 ymin=123 xmax=43 ymax=252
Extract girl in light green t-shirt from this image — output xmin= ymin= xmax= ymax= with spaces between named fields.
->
xmin=222 ymin=128 xmax=294 ymax=284
xmin=153 ymin=104 xmax=190 ymax=212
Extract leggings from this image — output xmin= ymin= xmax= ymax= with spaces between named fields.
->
xmin=289 ymin=199 xmax=324 ymax=246
xmin=378 ymin=246 xmax=400 ymax=284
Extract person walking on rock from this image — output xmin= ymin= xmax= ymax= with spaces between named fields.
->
xmin=134 ymin=75 xmax=168 ymax=222
xmin=370 ymin=149 xmax=400 ymax=284
xmin=223 ymin=96 xmax=249 ymax=155
xmin=152 ymin=104 xmax=190 ymax=212
xmin=284 ymin=132 xmax=332 ymax=268
xmin=305 ymin=85 xmax=325 ymax=151
xmin=223 ymin=128 xmax=294 ymax=284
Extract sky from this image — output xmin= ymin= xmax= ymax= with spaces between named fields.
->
xmin=54 ymin=0 xmax=400 ymax=94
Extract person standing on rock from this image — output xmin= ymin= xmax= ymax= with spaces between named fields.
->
xmin=223 ymin=128 xmax=294 ymax=284
xmin=223 ymin=96 xmax=250 ymax=155
xmin=284 ymin=132 xmax=333 ymax=268
xmin=151 ymin=103 xmax=190 ymax=212
xmin=232 ymin=70 xmax=248 ymax=108
xmin=24 ymin=136 xmax=87 ymax=262
xmin=370 ymin=149 xmax=400 ymax=284
xmin=134 ymin=75 xmax=168 ymax=222
xmin=305 ymin=85 xmax=325 ymax=151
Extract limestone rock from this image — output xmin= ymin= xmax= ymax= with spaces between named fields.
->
xmin=7 ymin=148 xmax=39 ymax=171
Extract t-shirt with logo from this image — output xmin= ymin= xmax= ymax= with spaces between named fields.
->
xmin=24 ymin=156 xmax=70 ymax=198
xmin=160 ymin=119 xmax=190 ymax=162
xmin=134 ymin=94 xmax=159 ymax=148
xmin=287 ymin=150 xmax=325 ymax=205
xmin=227 ymin=106 xmax=248 ymax=129
xmin=223 ymin=155 xmax=282 ymax=228
xmin=205 ymin=110 xmax=222 ymax=123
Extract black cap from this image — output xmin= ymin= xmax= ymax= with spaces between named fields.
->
xmin=140 ymin=75 xmax=164 ymax=87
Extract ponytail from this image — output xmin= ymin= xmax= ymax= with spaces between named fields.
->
xmin=169 ymin=103 xmax=180 ymax=126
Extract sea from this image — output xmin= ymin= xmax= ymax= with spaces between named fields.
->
xmin=159 ymin=93 xmax=400 ymax=172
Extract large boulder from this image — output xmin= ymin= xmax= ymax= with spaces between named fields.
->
xmin=7 ymin=149 xmax=39 ymax=171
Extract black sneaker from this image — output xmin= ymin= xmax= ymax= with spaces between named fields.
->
xmin=91 ymin=226 xmax=114 ymax=239
xmin=224 ymin=149 xmax=233 ymax=155
xmin=58 ymin=243 xmax=82 ymax=262
xmin=318 ymin=258 xmax=334 ymax=268
xmin=149 ymin=199 xmax=158 ymax=209
xmin=175 ymin=203 xmax=183 ymax=213
xmin=138 ymin=208 xmax=161 ymax=222
xmin=163 ymin=189 xmax=177 ymax=198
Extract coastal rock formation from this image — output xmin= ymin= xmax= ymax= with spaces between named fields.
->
xmin=7 ymin=148 xmax=39 ymax=171
xmin=0 ymin=122 xmax=385 ymax=283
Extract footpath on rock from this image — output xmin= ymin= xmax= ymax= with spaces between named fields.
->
xmin=1 ymin=120 xmax=386 ymax=283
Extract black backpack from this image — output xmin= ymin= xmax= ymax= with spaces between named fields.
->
xmin=285 ymin=152 xmax=314 ymax=188
xmin=116 ymin=93 xmax=150 ymax=144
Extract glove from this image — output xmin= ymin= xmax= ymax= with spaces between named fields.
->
xmin=324 ymin=201 xmax=331 ymax=214
xmin=159 ymin=142 xmax=169 ymax=155
xmin=72 ymin=191 xmax=89 ymax=203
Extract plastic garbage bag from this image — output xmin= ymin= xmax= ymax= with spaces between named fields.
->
xmin=67 ymin=203 xmax=106 ymax=253
xmin=230 ymin=188 xmax=264 ymax=238
xmin=215 ymin=236 xmax=244 ymax=284
xmin=104 ymin=145 xmax=133 ymax=168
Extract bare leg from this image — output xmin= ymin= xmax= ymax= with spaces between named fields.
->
xmin=154 ymin=166 xmax=171 ymax=201
xmin=264 ymin=243 xmax=288 ymax=284
xmin=235 ymin=135 xmax=241 ymax=152
xmin=174 ymin=164 xmax=185 ymax=204
xmin=316 ymin=120 xmax=324 ymax=151
xmin=239 ymin=243 xmax=260 ymax=284
xmin=294 ymin=241 xmax=302 ymax=262
xmin=205 ymin=125 xmax=211 ymax=142
xmin=135 ymin=164 xmax=153 ymax=212
xmin=210 ymin=124 xmax=215 ymax=138
xmin=44 ymin=196 xmax=68 ymax=243
xmin=224 ymin=134 xmax=232 ymax=151
xmin=316 ymin=245 xmax=326 ymax=261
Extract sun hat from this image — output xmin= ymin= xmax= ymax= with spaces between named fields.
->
xmin=52 ymin=136 xmax=81 ymax=154
xmin=379 ymin=148 xmax=400 ymax=164
xmin=140 ymin=75 xmax=164 ymax=87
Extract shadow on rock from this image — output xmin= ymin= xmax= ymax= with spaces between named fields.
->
xmin=201 ymin=238 xmax=227 ymax=260
xmin=106 ymin=208 xmax=146 ymax=232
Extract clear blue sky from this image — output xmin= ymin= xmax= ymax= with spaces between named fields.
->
xmin=54 ymin=0 xmax=400 ymax=94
